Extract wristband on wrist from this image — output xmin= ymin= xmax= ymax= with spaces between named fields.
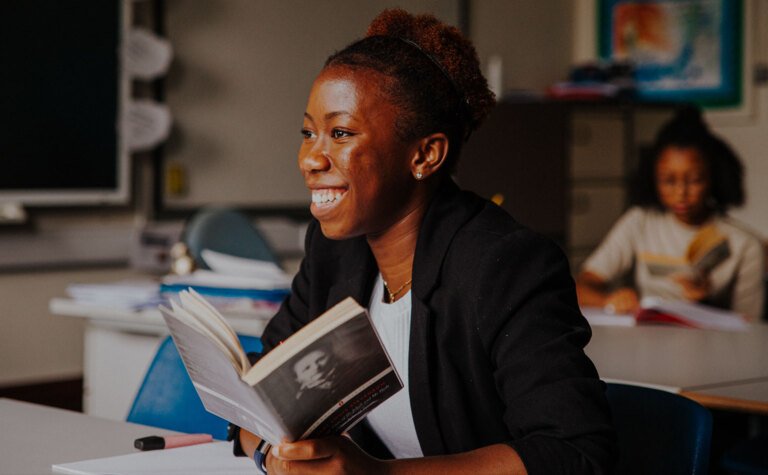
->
xmin=254 ymin=440 xmax=271 ymax=474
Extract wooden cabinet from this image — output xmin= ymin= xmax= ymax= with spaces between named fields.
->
xmin=456 ymin=101 xmax=680 ymax=272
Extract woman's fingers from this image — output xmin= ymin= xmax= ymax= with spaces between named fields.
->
xmin=266 ymin=436 xmax=385 ymax=475
xmin=272 ymin=438 xmax=337 ymax=461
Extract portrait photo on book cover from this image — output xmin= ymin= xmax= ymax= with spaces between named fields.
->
xmin=258 ymin=314 xmax=394 ymax=433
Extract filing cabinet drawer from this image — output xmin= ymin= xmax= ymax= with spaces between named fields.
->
xmin=570 ymin=112 xmax=625 ymax=180
xmin=569 ymin=184 xmax=626 ymax=248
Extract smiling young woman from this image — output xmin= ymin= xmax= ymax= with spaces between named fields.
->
xmin=299 ymin=66 xmax=427 ymax=243
xmin=238 ymin=8 xmax=617 ymax=474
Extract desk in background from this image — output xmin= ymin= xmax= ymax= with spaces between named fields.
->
xmin=53 ymin=293 xmax=768 ymax=420
xmin=681 ymin=380 xmax=768 ymax=415
xmin=586 ymin=324 xmax=768 ymax=414
xmin=50 ymin=298 xmax=270 ymax=421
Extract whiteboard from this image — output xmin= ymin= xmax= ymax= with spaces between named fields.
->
xmin=162 ymin=0 xmax=459 ymax=211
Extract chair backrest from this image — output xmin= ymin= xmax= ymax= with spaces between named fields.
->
xmin=720 ymin=433 xmax=768 ymax=475
xmin=606 ymin=382 xmax=713 ymax=475
xmin=127 ymin=335 xmax=262 ymax=440
xmin=183 ymin=207 xmax=278 ymax=269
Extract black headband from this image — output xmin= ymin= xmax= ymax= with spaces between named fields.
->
xmin=340 ymin=35 xmax=473 ymax=140
xmin=373 ymin=36 xmax=471 ymax=134
xmin=392 ymin=37 xmax=464 ymax=101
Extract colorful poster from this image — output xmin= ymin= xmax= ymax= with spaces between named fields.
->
xmin=599 ymin=0 xmax=741 ymax=107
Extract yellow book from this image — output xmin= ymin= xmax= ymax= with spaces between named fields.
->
xmin=641 ymin=225 xmax=730 ymax=277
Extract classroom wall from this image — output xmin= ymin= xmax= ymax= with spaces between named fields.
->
xmin=0 ymin=267 xmax=130 ymax=386
xmin=713 ymin=0 xmax=768 ymax=237
xmin=719 ymin=88 xmax=768 ymax=238
xmin=470 ymin=0 xmax=574 ymax=94
xmin=162 ymin=0 xmax=460 ymax=210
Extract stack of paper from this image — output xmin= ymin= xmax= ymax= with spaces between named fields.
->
xmin=161 ymin=250 xmax=291 ymax=319
xmin=66 ymin=280 xmax=162 ymax=310
xmin=52 ymin=441 xmax=254 ymax=475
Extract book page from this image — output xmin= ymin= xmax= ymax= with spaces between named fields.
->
xmin=640 ymin=297 xmax=749 ymax=331
xmin=580 ymin=306 xmax=636 ymax=327
xmin=639 ymin=252 xmax=691 ymax=277
xmin=159 ymin=304 xmax=239 ymax=369
xmin=53 ymin=441 xmax=253 ymax=475
xmin=162 ymin=313 xmax=287 ymax=443
xmin=180 ymin=289 xmax=249 ymax=372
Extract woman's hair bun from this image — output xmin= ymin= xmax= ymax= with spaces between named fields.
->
xmin=365 ymin=8 xmax=415 ymax=38
xmin=363 ymin=8 xmax=495 ymax=132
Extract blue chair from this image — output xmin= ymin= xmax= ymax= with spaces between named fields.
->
xmin=606 ymin=382 xmax=713 ymax=475
xmin=127 ymin=335 xmax=262 ymax=440
xmin=721 ymin=434 xmax=768 ymax=475
xmin=183 ymin=207 xmax=279 ymax=269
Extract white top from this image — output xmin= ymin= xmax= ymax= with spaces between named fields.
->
xmin=582 ymin=207 xmax=765 ymax=320
xmin=365 ymin=274 xmax=423 ymax=459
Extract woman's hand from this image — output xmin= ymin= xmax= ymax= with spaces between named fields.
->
xmin=267 ymin=435 xmax=389 ymax=475
xmin=238 ymin=428 xmax=264 ymax=459
xmin=604 ymin=287 xmax=640 ymax=314
xmin=672 ymin=273 xmax=711 ymax=302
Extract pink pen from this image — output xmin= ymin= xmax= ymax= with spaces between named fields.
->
xmin=134 ymin=433 xmax=213 ymax=451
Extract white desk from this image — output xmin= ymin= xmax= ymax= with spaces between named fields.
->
xmin=586 ymin=323 xmax=768 ymax=412
xmin=0 ymin=398 xmax=177 ymax=475
xmin=55 ymin=295 xmax=768 ymax=417
xmin=50 ymin=299 xmax=269 ymax=421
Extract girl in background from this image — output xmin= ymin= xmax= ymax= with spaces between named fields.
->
xmin=576 ymin=107 xmax=765 ymax=320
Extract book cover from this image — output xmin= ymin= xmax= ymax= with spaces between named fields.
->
xmin=159 ymin=291 xmax=403 ymax=445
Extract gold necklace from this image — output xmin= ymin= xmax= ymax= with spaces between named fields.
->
xmin=383 ymin=278 xmax=412 ymax=303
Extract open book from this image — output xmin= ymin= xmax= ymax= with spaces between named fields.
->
xmin=159 ymin=290 xmax=403 ymax=445
xmin=641 ymin=225 xmax=730 ymax=277
xmin=582 ymin=297 xmax=749 ymax=331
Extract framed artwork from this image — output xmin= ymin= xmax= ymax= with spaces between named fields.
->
xmin=598 ymin=0 xmax=742 ymax=107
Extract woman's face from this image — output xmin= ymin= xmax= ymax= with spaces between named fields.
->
xmin=655 ymin=146 xmax=711 ymax=225
xmin=293 ymin=349 xmax=330 ymax=389
xmin=298 ymin=66 xmax=419 ymax=240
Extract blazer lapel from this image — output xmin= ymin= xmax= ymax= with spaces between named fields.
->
xmin=325 ymin=237 xmax=377 ymax=311
xmin=412 ymin=180 xmax=484 ymax=299
xmin=409 ymin=179 xmax=484 ymax=455
xmin=409 ymin=295 xmax=447 ymax=455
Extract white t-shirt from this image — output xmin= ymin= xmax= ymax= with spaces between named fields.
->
xmin=582 ymin=207 xmax=765 ymax=320
xmin=365 ymin=274 xmax=423 ymax=459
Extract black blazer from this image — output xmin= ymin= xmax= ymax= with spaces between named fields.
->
xmin=260 ymin=180 xmax=616 ymax=474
